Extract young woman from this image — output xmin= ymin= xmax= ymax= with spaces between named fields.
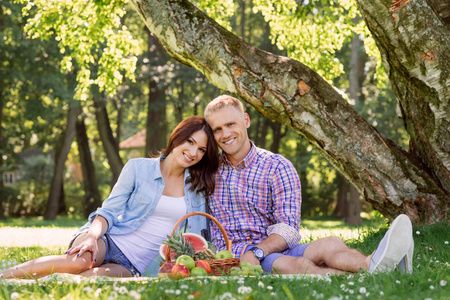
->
xmin=1 ymin=116 xmax=219 ymax=278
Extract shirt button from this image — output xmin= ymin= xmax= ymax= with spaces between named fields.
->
xmin=196 ymin=201 xmax=199 ymax=205
xmin=139 ymin=197 xmax=142 ymax=201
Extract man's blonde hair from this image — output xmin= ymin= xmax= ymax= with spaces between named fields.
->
xmin=204 ymin=95 xmax=244 ymax=118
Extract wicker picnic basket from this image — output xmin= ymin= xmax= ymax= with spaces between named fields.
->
xmin=162 ymin=211 xmax=240 ymax=276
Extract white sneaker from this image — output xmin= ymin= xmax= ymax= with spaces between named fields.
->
xmin=397 ymin=242 xmax=414 ymax=274
xmin=369 ymin=214 xmax=413 ymax=273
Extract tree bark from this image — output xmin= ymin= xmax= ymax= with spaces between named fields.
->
xmin=129 ymin=0 xmax=449 ymax=223
xmin=44 ymin=103 xmax=80 ymax=220
xmin=93 ymin=96 xmax=123 ymax=186
xmin=76 ymin=116 xmax=102 ymax=217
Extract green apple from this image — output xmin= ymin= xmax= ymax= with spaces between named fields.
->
xmin=175 ymin=255 xmax=195 ymax=270
xmin=215 ymin=249 xmax=233 ymax=259
xmin=190 ymin=266 xmax=208 ymax=277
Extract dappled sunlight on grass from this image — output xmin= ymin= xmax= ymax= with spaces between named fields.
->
xmin=0 ymin=216 xmax=85 ymax=228
xmin=300 ymin=213 xmax=388 ymax=242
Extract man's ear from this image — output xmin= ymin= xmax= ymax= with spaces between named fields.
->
xmin=244 ymin=113 xmax=251 ymax=128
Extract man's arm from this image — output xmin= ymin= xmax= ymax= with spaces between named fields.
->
xmin=240 ymin=233 xmax=287 ymax=265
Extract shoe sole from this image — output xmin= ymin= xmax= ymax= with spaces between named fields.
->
xmin=370 ymin=214 xmax=413 ymax=273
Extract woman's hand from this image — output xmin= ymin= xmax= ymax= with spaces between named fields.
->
xmin=66 ymin=233 xmax=100 ymax=266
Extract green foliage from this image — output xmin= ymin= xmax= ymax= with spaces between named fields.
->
xmin=252 ymin=0 xmax=355 ymax=81
xmin=5 ymin=154 xmax=53 ymax=217
xmin=193 ymin=0 xmax=235 ymax=30
xmin=18 ymin=0 xmax=141 ymax=100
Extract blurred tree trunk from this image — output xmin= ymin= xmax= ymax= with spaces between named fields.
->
xmin=259 ymin=117 xmax=270 ymax=149
xmin=334 ymin=174 xmax=348 ymax=218
xmin=145 ymin=28 xmax=167 ymax=157
xmin=93 ymin=96 xmax=123 ymax=186
xmin=114 ymin=78 xmax=126 ymax=147
xmin=343 ymin=21 xmax=365 ymax=225
xmin=270 ymin=122 xmax=287 ymax=153
xmin=76 ymin=116 xmax=102 ymax=217
xmin=45 ymin=103 xmax=80 ymax=220
xmin=130 ymin=0 xmax=449 ymax=223
xmin=0 ymin=90 xmax=5 ymax=219
xmin=174 ymin=81 xmax=184 ymax=123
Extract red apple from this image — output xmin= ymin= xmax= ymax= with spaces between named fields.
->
xmin=157 ymin=263 xmax=174 ymax=277
xmin=195 ymin=260 xmax=211 ymax=275
xmin=170 ymin=264 xmax=190 ymax=279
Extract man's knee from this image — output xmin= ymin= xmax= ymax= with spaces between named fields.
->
xmin=273 ymin=256 xmax=312 ymax=274
xmin=321 ymin=236 xmax=348 ymax=250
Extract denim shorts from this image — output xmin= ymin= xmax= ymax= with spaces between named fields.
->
xmin=245 ymin=243 xmax=310 ymax=273
xmin=101 ymin=234 xmax=141 ymax=277
xmin=69 ymin=233 xmax=141 ymax=277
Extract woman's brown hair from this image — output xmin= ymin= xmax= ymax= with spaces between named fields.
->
xmin=161 ymin=116 xmax=219 ymax=197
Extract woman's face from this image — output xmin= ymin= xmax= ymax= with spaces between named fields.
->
xmin=172 ymin=129 xmax=208 ymax=168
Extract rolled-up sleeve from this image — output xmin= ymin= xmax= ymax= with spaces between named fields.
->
xmin=89 ymin=160 xmax=135 ymax=231
xmin=269 ymin=159 xmax=302 ymax=248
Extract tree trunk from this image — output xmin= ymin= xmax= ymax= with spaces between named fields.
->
xmin=145 ymin=28 xmax=167 ymax=157
xmin=93 ymin=96 xmax=123 ymax=186
xmin=347 ymin=185 xmax=362 ymax=225
xmin=76 ymin=116 xmax=102 ymax=217
xmin=129 ymin=0 xmax=449 ymax=223
xmin=258 ymin=117 xmax=270 ymax=150
xmin=115 ymin=80 xmax=125 ymax=147
xmin=270 ymin=122 xmax=287 ymax=153
xmin=44 ymin=103 xmax=80 ymax=220
xmin=340 ymin=22 xmax=366 ymax=225
xmin=0 ymin=90 xmax=5 ymax=219
xmin=334 ymin=174 xmax=348 ymax=218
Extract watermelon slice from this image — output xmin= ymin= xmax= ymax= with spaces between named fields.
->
xmin=159 ymin=233 xmax=208 ymax=261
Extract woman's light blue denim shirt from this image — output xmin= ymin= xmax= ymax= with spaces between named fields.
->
xmin=74 ymin=156 xmax=208 ymax=275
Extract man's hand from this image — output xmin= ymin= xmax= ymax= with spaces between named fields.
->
xmin=240 ymin=250 xmax=260 ymax=266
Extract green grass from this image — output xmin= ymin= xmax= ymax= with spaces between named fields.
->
xmin=0 ymin=218 xmax=449 ymax=299
xmin=0 ymin=216 xmax=85 ymax=228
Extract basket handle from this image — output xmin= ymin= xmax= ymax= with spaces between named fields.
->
xmin=165 ymin=211 xmax=231 ymax=261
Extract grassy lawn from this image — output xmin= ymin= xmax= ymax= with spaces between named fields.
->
xmin=0 ymin=216 xmax=86 ymax=228
xmin=0 ymin=216 xmax=448 ymax=299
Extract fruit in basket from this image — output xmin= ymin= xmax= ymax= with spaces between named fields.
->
xmin=195 ymin=260 xmax=212 ymax=274
xmin=157 ymin=263 xmax=174 ymax=277
xmin=170 ymin=264 xmax=190 ymax=279
xmin=215 ymin=249 xmax=233 ymax=259
xmin=160 ymin=232 xmax=208 ymax=261
xmin=229 ymin=263 xmax=263 ymax=276
xmin=176 ymin=255 xmax=195 ymax=270
xmin=190 ymin=266 xmax=208 ymax=276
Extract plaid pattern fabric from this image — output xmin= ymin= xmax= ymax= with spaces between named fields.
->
xmin=209 ymin=142 xmax=302 ymax=257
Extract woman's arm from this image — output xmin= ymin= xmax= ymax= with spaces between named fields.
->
xmin=66 ymin=215 xmax=109 ymax=264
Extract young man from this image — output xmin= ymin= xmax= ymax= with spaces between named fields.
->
xmin=204 ymin=95 xmax=414 ymax=275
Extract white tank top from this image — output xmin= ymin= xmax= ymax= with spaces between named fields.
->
xmin=110 ymin=195 xmax=186 ymax=274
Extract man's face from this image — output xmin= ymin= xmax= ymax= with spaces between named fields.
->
xmin=206 ymin=106 xmax=251 ymax=163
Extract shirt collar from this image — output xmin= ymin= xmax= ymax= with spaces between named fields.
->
xmin=221 ymin=140 xmax=257 ymax=170
xmin=155 ymin=154 xmax=190 ymax=181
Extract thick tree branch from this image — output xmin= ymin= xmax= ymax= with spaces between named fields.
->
xmin=129 ymin=0 xmax=449 ymax=223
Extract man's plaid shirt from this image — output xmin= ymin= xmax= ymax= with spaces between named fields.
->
xmin=209 ymin=142 xmax=302 ymax=257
